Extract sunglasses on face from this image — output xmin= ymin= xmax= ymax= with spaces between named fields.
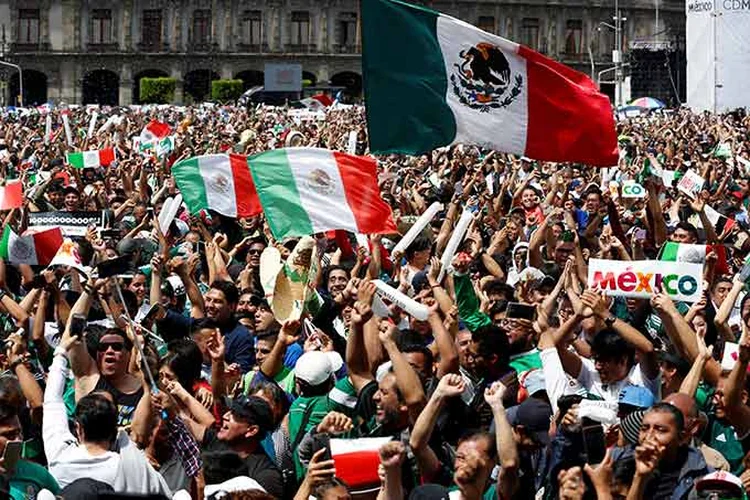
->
xmin=98 ymin=341 xmax=125 ymax=353
xmin=247 ymin=249 xmax=263 ymax=255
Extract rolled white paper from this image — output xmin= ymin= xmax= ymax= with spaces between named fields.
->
xmin=391 ymin=202 xmax=443 ymax=260
xmin=372 ymin=279 xmax=429 ymax=321
xmin=62 ymin=112 xmax=73 ymax=147
xmin=44 ymin=114 xmax=52 ymax=145
xmin=347 ymin=130 xmax=358 ymax=154
xmin=355 ymin=233 xmax=370 ymax=256
xmin=438 ymin=209 xmax=474 ymax=282
xmin=87 ymin=111 xmax=98 ymax=138
xmin=98 ymin=115 xmax=118 ymax=135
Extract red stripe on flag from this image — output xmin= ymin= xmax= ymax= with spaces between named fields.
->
xmin=31 ymin=228 xmax=64 ymax=266
xmin=146 ymin=120 xmax=171 ymax=139
xmin=333 ymin=450 xmax=383 ymax=488
xmin=99 ymin=148 xmax=115 ymax=166
xmin=229 ymin=154 xmax=262 ymax=218
xmin=0 ymin=181 xmax=23 ymax=210
xmin=332 ymin=152 xmax=398 ymax=234
xmin=518 ymin=45 xmax=618 ymax=167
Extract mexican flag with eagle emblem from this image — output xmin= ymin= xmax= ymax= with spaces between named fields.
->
xmin=361 ymin=0 xmax=618 ymax=166
xmin=172 ymin=148 xmax=397 ymax=240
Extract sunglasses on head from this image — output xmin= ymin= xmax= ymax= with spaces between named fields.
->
xmin=97 ymin=341 xmax=125 ymax=353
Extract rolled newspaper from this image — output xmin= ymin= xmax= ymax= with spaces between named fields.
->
xmin=391 ymin=202 xmax=443 ymax=261
xmin=437 ymin=209 xmax=474 ymax=282
xmin=372 ymin=279 xmax=429 ymax=321
xmin=44 ymin=113 xmax=52 ymax=145
xmin=87 ymin=111 xmax=98 ymax=138
xmin=62 ymin=111 xmax=73 ymax=147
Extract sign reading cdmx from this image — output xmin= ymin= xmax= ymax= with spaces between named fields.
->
xmin=722 ymin=0 xmax=750 ymax=10
xmin=588 ymin=259 xmax=704 ymax=303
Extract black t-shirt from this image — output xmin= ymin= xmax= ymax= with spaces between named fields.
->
xmin=202 ymin=428 xmax=284 ymax=499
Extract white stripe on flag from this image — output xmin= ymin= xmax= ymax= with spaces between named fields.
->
xmin=83 ymin=150 xmax=100 ymax=168
xmin=436 ymin=15 xmax=529 ymax=154
xmin=287 ymin=149 xmax=358 ymax=233
xmin=199 ymin=155 xmax=237 ymax=217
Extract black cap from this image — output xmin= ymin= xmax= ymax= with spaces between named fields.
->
xmin=226 ymin=395 xmax=274 ymax=436
xmin=409 ymin=484 xmax=451 ymax=500
xmin=506 ymin=397 xmax=553 ymax=446
xmin=60 ymin=478 xmax=114 ymax=500
xmin=658 ymin=350 xmax=692 ymax=377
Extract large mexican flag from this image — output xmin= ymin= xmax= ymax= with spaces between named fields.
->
xmin=361 ymin=0 xmax=618 ymax=166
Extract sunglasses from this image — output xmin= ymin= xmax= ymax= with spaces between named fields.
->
xmin=97 ymin=341 xmax=125 ymax=353
xmin=247 ymin=249 xmax=263 ymax=255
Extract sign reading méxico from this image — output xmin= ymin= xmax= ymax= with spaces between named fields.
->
xmin=588 ymin=259 xmax=704 ymax=303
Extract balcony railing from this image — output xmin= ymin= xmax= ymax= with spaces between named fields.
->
xmin=137 ymin=41 xmax=168 ymax=52
xmin=287 ymin=43 xmax=314 ymax=53
xmin=332 ymin=44 xmax=360 ymax=54
xmin=187 ymin=41 xmax=219 ymax=52
xmin=87 ymin=42 xmax=119 ymax=52
xmin=236 ymin=43 xmax=268 ymax=53
xmin=11 ymin=42 xmax=50 ymax=52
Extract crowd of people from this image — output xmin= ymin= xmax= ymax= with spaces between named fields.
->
xmin=0 ymin=102 xmax=749 ymax=500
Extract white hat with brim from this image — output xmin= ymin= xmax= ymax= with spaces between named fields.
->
xmin=204 ymin=476 xmax=266 ymax=496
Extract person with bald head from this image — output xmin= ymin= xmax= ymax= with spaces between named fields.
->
xmin=663 ymin=393 xmax=730 ymax=472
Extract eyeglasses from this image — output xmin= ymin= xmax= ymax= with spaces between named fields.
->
xmin=97 ymin=341 xmax=125 ymax=353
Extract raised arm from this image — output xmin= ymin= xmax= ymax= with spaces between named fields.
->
xmin=378 ymin=322 xmax=426 ymax=421
xmin=408 ymin=374 xmax=464 ymax=481
xmin=260 ymin=320 xmax=300 ymax=378
xmin=485 ymin=381 xmax=519 ymax=499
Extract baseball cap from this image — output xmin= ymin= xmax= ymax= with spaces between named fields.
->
xmin=620 ymin=409 xmax=645 ymax=445
xmin=521 ymin=369 xmax=546 ymax=397
xmin=696 ymin=471 xmax=744 ymax=497
xmin=506 ymin=397 xmax=552 ymax=446
xmin=409 ymin=484 xmax=451 ymax=500
xmin=205 ymin=476 xmax=266 ymax=497
xmin=295 ymin=350 xmax=336 ymax=386
xmin=226 ymin=395 xmax=274 ymax=434
xmin=619 ymin=385 xmax=656 ymax=410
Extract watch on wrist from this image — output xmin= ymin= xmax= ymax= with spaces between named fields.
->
xmin=0 ymin=290 xmax=6 ymax=301
xmin=604 ymin=315 xmax=616 ymax=327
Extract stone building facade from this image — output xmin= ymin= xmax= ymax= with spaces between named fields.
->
xmin=0 ymin=0 xmax=685 ymax=106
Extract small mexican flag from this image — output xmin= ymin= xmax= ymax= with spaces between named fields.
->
xmin=659 ymin=242 xmax=728 ymax=275
xmin=0 ymin=226 xmax=63 ymax=266
xmin=361 ymin=0 xmax=618 ymax=166
xmin=329 ymin=437 xmax=392 ymax=489
xmin=140 ymin=120 xmax=171 ymax=143
xmin=66 ymin=148 xmax=115 ymax=168
xmin=247 ymin=148 xmax=398 ymax=239
xmin=172 ymin=154 xmax=263 ymax=218
xmin=0 ymin=181 xmax=23 ymax=210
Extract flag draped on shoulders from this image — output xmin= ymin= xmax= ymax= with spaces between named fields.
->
xmin=360 ymin=0 xmax=618 ymax=166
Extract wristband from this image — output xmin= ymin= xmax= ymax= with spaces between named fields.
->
xmin=83 ymin=284 xmax=95 ymax=296
xmin=0 ymin=290 xmax=6 ymax=301
xmin=53 ymin=346 xmax=69 ymax=359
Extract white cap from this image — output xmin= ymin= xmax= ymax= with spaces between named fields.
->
xmin=295 ymin=351 xmax=335 ymax=386
xmin=204 ymin=476 xmax=266 ymax=496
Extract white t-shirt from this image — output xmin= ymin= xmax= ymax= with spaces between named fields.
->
xmin=576 ymin=357 xmax=659 ymax=403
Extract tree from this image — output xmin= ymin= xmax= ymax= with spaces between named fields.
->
xmin=140 ymin=77 xmax=176 ymax=104
xmin=211 ymin=79 xmax=244 ymax=102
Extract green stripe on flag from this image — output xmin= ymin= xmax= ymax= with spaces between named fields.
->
xmin=249 ymin=149 xmax=314 ymax=238
xmin=172 ymin=157 xmax=210 ymax=215
xmin=659 ymin=242 xmax=678 ymax=261
xmin=361 ymin=0 xmax=456 ymax=154
xmin=66 ymin=152 xmax=84 ymax=168
xmin=0 ymin=226 xmax=11 ymax=260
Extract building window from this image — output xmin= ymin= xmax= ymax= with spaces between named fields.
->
xmin=241 ymin=10 xmax=262 ymax=46
xmin=337 ymin=12 xmax=357 ymax=48
xmin=477 ymin=16 xmax=495 ymax=34
xmin=17 ymin=9 xmax=40 ymax=44
xmin=521 ymin=18 xmax=539 ymax=50
xmin=290 ymin=11 xmax=310 ymax=46
xmin=192 ymin=9 xmax=211 ymax=44
xmin=565 ymin=19 xmax=583 ymax=54
xmin=90 ymin=9 xmax=112 ymax=44
xmin=142 ymin=9 xmax=162 ymax=47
